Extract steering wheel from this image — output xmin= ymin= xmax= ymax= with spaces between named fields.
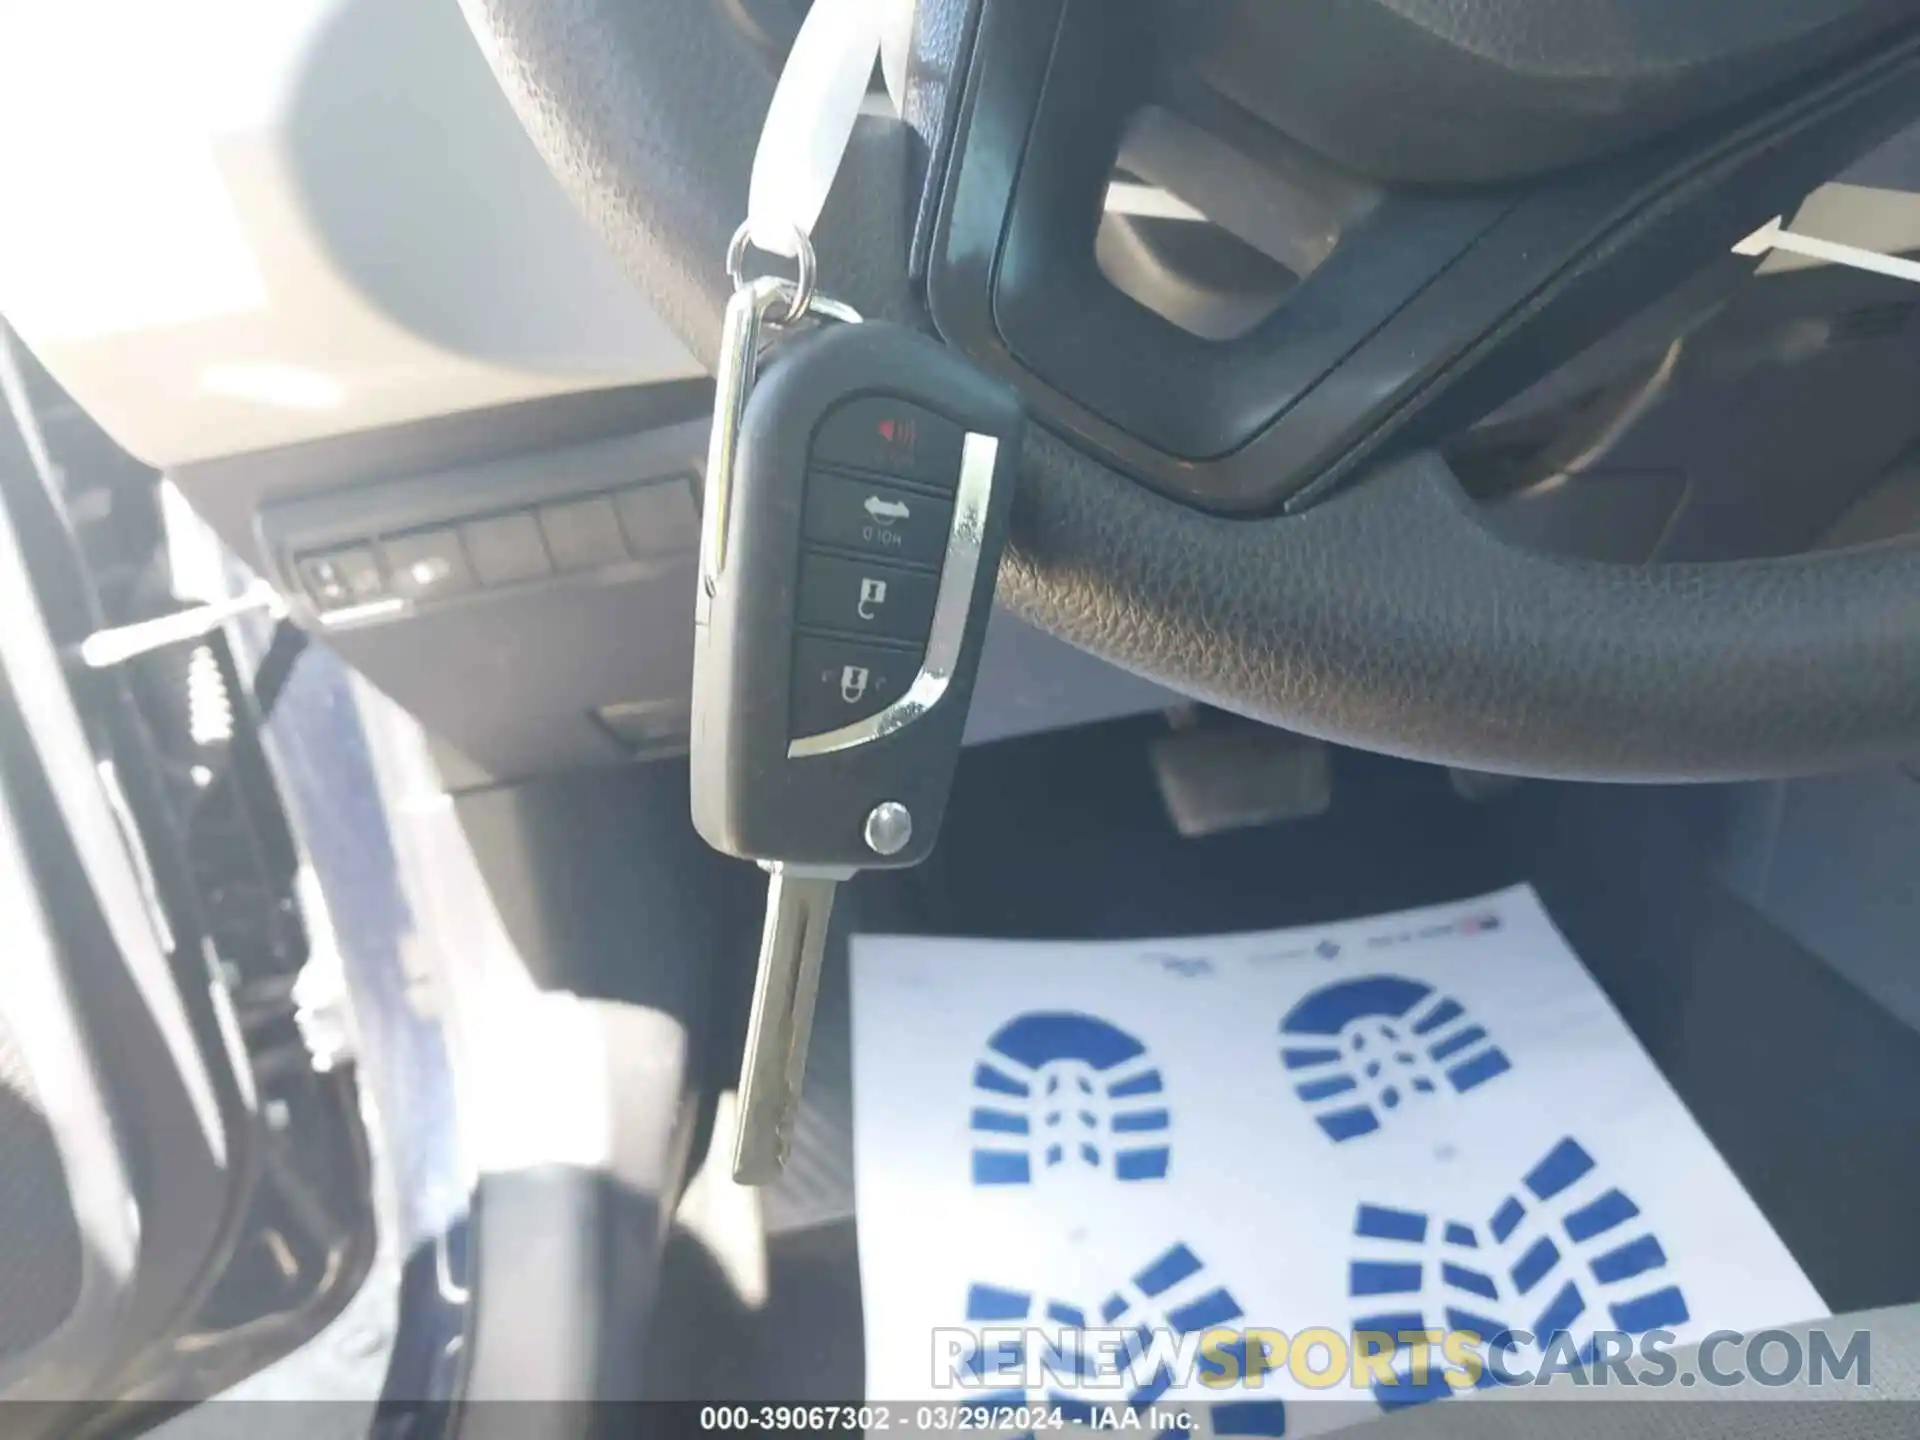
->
xmin=459 ymin=0 xmax=1920 ymax=781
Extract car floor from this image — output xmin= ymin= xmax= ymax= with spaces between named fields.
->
xmin=644 ymin=718 xmax=1920 ymax=1400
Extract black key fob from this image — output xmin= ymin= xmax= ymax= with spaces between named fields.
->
xmin=691 ymin=320 xmax=1024 ymax=870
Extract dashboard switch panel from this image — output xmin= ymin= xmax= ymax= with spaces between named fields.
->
xmin=297 ymin=546 xmax=387 ymax=611
xmin=538 ymin=496 xmax=629 ymax=571
xmin=461 ymin=513 xmax=554 ymax=586
xmin=380 ymin=529 xmax=475 ymax=601
xmin=616 ymin=475 xmax=699 ymax=557
xmin=261 ymin=421 xmax=708 ymax=631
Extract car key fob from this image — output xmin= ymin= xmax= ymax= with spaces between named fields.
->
xmin=691 ymin=320 xmax=1024 ymax=870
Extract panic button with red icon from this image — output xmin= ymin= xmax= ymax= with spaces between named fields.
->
xmin=809 ymin=396 xmax=966 ymax=491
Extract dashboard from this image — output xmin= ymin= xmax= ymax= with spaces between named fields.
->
xmin=0 ymin=0 xmax=1174 ymax=785
xmin=2 ymin=0 xmax=1915 ymax=785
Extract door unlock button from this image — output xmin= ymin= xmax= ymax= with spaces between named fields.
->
xmin=790 ymin=635 xmax=920 ymax=737
xmin=797 ymin=553 xmax=938 ymax=642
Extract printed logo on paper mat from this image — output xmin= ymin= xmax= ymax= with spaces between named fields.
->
xmin=971 ymin=1012 xmax=1171 ymax=1186
xmin=1279 ymin=975 xmax=1512 ymax=1142
xmin=1347 ymin=1137 xmax=1690 ymax=1411
xmin=963 ymin=1242 xmax=1288 ymax=1436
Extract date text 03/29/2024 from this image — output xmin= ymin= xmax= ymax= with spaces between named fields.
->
xmin=697 ymin=1405 xmax=1191 ymax=1432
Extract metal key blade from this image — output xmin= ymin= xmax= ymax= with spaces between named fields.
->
xmin=732 ymin=866 xmax=841 ymax=1183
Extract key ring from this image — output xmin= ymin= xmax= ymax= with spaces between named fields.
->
xmin=726 ymin=220 xmax=817 ymax=325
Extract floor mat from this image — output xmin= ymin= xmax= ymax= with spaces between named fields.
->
xmin=917 ymin=723 xmax=1516 ymax=942
xmin=650 ymin=736 xmax=1920 ymax=1403
xmin=1520 ymin=781 xmax=1920 ymax=1316
xmin=849 ymin=885 xmax=1823 ymax=1427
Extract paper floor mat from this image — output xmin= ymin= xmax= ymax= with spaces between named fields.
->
xmin=850 ymin=885 xmax=1824 ymax=1431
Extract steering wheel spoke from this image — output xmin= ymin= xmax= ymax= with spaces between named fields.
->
xmin=461 ymin=0 xmax=1920 ymax=779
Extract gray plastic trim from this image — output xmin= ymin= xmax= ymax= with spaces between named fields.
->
xmin=257 ymin=420 xmax=708 ymax=630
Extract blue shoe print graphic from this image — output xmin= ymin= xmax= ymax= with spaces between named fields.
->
xmin=1279 ymin=975 xmax=1512 ymax=1142
xmin=971 ymin=1012 xmax=1171 ymax=1186
xmin=964 ymin=1243 xmax=1288 ymax=1437
xmin=1347 ymin=1137 xmax=1691 ymax=1412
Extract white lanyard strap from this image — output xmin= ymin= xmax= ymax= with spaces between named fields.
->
xmin=1735 ymin=216 xmax=1920 ymax=286
xmin=744 ymin=0 xmax=887 ymax=261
